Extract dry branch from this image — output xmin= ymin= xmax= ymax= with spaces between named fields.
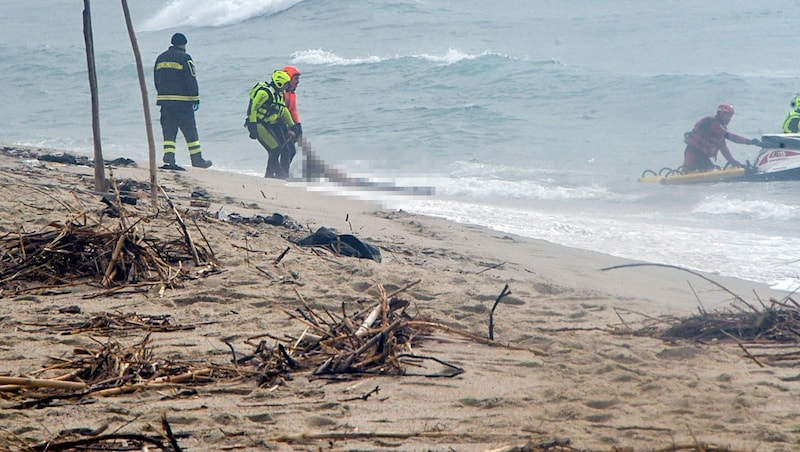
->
xmin=0 ymin=205 xmax=216 ymax=296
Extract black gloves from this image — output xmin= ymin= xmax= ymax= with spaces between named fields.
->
xmin=247 ymin=122 xmax=258 ymax=139
xmin=291 ymin=123 xmax=303 ymax=138
xmin=748 ymin=138 xmax=762 ymax=146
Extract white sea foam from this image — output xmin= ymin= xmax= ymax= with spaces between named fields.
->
xmin=290 ymin=48 xmax=501 ymax=67
xmin=390 ymin=198 xmax=800 ymax=290
xmin=140 ymin=0 xmax=304 ymax=30
xmin=693 ymin=196 xmax=800 ymax=221
xmin=412 ymin=49 xmax=504 ymax=65
xmin=291 ymin=49 xmax=384 ymax=66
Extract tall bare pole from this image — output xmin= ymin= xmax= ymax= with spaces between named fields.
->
xmin=82 ymin=0 xmax=107 ymax=192
xmin=120 ymin=0 xmax=159 ymax=208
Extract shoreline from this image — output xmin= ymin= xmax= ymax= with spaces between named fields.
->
xmin=0 ymin=143 xmax=797 ymax=450
xmin=0 ymin=142 xmax=788 ymax=313
xmin=7 ymin=141 xmax=790 ymax=298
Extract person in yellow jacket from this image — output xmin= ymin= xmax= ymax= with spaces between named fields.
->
xmin=245 ymin=70 xmax=301 ymax=178
xmin=153 ymin=33 xmax=212 ymax=169
xmin=783 ymin=96 xmax=800 ymax=133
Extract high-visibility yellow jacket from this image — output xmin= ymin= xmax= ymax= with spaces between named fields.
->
xmin=246 ymin=82 xmax=295 ymax=126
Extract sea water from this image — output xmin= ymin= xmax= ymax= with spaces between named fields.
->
xmin=3 ymin=0 xmax=800 ymax=290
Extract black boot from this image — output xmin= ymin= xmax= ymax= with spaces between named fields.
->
xmin=162 ymin=152 xmax=184 ymax=170
xmin=191 ymin=153 xmax=212 ymax=168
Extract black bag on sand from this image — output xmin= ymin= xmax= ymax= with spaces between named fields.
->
xmin=295 ymin=227 xmax=381 ymax=263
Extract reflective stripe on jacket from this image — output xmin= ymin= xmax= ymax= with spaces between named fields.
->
xmin=154 ymin=46 xmax=199 ymax=105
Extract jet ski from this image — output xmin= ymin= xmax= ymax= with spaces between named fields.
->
xmin=640 ymin=133 xmax=800 ymax=184
xmin=744 ymin=133 xmax=800 ymax=181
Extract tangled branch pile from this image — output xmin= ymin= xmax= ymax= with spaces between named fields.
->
xmin=661 ymin=297 xmax=800 ymax=366
xmin=0 ymin=213 xmax=214 ymax=297
xmin=661 ymin=298 xmax=800 ymax=342
xmin=23 ymin=414 xmax=182 ymax=452
xmin=242 ymin=283 xmax=464 ymax=386
xmin=1 ymin=334 xmax=238 ymax=409
xmin=1 ymin=281 xmax=467 ymax=412
xmin=30 ymin=311 xmax=196 ymax=335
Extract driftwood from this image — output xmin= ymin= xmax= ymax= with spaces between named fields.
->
xmin=0 ymin=377 xmax=88 ymax=390
xmin=0 ymin=334 xmax=240 ymax=408
xmin=601 ymin=262 xmax=752 ymax=308
xmin=489 ymin=283 xmax=511 ymax=340
xmin=25 ymin=311 xmax=197 ymax=334
xmin=656 ymin=296 xmax=800 ymax=367
xmin=0 ymin=199 xmax=216 ymax=297
xmin=31 ymin=433 xmax=170 ymax=452
xmin=1 ymin=279 xmax=482 ymax=409
xmin=604 ymin=262 xmax=800 ymax=367
xmin=25 ymin=413 xmax=181 ymax=451
xmin=236 ymin=280 xmax=473 ymax=385
xmin=159 ymin=185 xmax=201 ymax=266
xmin=120 ymin=0 xmax=161 ymax=209
xmin=236 ymin=278 xmax=550 ymax=386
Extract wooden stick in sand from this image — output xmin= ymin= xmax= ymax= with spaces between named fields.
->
xmin=121 ymin=0 xmax=159 ymax=208
xmin=159 ymin=185 xmax=201 ymax=266
xmin=0 ymin=376 xmax=88 ymax=391
xmin=489 ymin=284 xmax=511 ymax=340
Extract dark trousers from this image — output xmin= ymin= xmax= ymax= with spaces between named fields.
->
xmin=279 ymin=131 xmax=297 ymax=177
xmin=682 ymin=146 xmax=715 ymax=173
xmin=263 ymin=123 xmax=291 ymax=178
xmin=160 ymin=104 xmax=200 ymax=155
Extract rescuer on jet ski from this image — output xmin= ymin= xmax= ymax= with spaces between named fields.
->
xmin=783 ymin=96 xmax=800 ymax=133
xmin=682 ymin=103 xmax=761 ymax=173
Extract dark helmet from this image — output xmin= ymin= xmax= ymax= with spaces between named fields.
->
xmin=171 ymin=33 xmax=187 ymax=46
xmin=272 ymin=70 xmax=291 ymax=89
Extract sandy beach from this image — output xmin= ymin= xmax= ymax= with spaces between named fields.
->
xmin=0 ymin=145 xmax=798 ymax=452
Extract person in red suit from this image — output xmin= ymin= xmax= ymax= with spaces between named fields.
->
xmin=682 ymin=103 xmax=760 ymax=173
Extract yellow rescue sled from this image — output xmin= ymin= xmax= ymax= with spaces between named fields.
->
xmin=638 ymin=167 xmax=746 ymax=185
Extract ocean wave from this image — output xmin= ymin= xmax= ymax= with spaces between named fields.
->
xmin=291 ymin=49 xmax=385 ymax=66
xmin=290 ymin=48 xmax=512 ymax=67
xmin=140 ymin=0 xmax=303 ymax=31
xmin=412 ymin=49 xmax=509 ymax=65
xmin=443 ymin=177 xmax=618 ymax=201
xmin=394 ymin=198 xmax=800 ymax=288
xmin=439 ymin=164 xmax=626 ymax=202
xmin=693 ymin=197 xmax=800 ymax=221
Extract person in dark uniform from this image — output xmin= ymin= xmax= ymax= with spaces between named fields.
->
xmin=154 ymin=33 xmax=212 ymax=169
xmin=245 ymin=70 xmax=301 ymax=178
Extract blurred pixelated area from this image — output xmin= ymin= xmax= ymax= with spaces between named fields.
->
xmin=299 ymin=137 xmax=434 ymax=197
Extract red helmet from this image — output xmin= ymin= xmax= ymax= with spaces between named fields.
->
xmin=716 ymin=103 xmax=734 ymax=116
xmin=283 ymin=65 xmax=300 ymax=78
xmin=283 ymin=65 xmax=300 ymax=90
